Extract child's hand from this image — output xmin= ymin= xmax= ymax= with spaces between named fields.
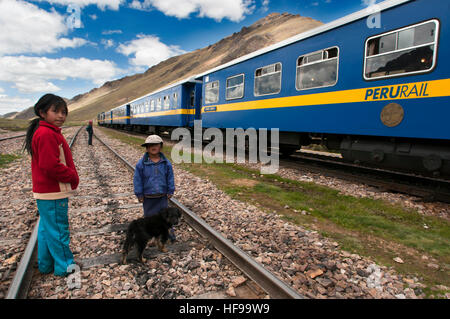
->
xmin=167 ymin=194 xmax=173 ymax=199
xmin=138 ymin=197 xmax=144 ymax=203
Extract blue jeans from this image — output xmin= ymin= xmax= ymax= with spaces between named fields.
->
xmin=36 ymin=198 xmax=74 ymax=276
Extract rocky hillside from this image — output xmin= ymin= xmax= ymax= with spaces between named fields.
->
xmin=1 ymin=111 xmax=18 ymax=119
xmin=10 ymin=107 xmax=35 ymax=120
xmin=17 ymin=13 xmax=324 ymax=122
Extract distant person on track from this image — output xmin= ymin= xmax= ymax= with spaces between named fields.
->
xmin=86 ymin=120 xmax=93 ymax=145
xmin=133 ymin=134 xmax=176 ymax=241
xmin=24 ymin=94 xmax=80 ymax=277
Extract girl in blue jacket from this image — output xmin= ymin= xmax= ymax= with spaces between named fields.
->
xmin=133 ymin=135 xmax=176 ymax=238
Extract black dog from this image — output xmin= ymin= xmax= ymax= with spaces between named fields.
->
xmin=121 ymin=207 xmax=181 ymax=264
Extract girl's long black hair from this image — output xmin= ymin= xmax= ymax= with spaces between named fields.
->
xmin=24 ymin=94 xmax=68 ymax=155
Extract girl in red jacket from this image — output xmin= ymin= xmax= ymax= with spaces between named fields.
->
xmin=24 ymin=94 xmax=79 ymax=277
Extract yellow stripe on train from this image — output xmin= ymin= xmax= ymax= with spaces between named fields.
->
xmin=202 ymin=78 xmax=450 ymax=113
xmin=132 ymin=108 xmax=195 ymax=118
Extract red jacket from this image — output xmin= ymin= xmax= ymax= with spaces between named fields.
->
xmin=31 ymin=121 xmax=79 ymax=199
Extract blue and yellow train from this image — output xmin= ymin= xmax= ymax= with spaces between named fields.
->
xmin=98 ymin=78 xmax=202 ymax=131
xmin=98 ymin=0 xmax=450 ymax=175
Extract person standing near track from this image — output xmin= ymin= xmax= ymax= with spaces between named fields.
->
xmin=24 ymin=94 xmax=79 ymax=277
xmin=86 ymin=120 xmax=93 ymax=145
xmin=133 ymin=135 xmax=176 ymax=241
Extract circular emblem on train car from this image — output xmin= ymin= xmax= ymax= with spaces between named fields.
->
xmin=380 ymin=103 xmax=404 ymax=127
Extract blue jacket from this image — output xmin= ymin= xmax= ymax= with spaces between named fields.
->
xmin=133 ymin=152 xmax=175 ymax=198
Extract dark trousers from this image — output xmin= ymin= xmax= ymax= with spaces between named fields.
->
xmin=143 ymin=196 xmax=175 ymax=241
xmin=143 ymin=196 xmax=168 ymax=217
xmin=88 ymin=133 xmax=93 ymax=145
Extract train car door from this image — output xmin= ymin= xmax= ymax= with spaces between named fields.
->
xmin=194 ymin=82 xmax=202 ymax=121
xmin=187 ymin=85 xmax=196 ymax=126
xmin=184 ymin=82 xmax=203 ymax=127
xmin=126 ymin=104 xmax=131 ymax=126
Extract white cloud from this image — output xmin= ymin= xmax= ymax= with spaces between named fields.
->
xmin=101 ymin=39 xmax=115 ymax=49
xmin=261 ymin=0 xmax=269 ymax=12
xmin=0 ymin=95 xmax=33 ymax=115
xmin=129 ymin=0 xmax=255 ymax=22
xmin=89 ymin=14 xmax=97 ymax=20
xmin=102 ymin=30 xmax=123 ymax=35
xmin=0 ymin=88 xmax=4 ymax=93
xmin=362 ymin=0 xmax=376 ymax=5
xmin=0 ymin=56 xmax=122 ymax=93
xmin=0 ymin=0 xmax=87 ymax=55
xmin=117 ymin=34 xmax=186 ymax=68
xmin=30 ymin=0 xmax=124 ymax=10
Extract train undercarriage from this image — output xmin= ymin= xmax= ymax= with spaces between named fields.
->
xmin=100 ymin=123 xmax=450 ymax=176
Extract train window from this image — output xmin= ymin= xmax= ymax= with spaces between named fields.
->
xmin=364 ymin=20 xmax=438 ymax=80
xmin=254 ymin=62 xmax=282 ymax=96
xmin=205 ymin=81 xmax=219 ymax=104
xmin=150 ymin=100 xmax=155 ymax=112
xmin=304 ymin=52 xmax=322 ymax=64
xmin=379 ymin=33 xmax=396 ymax=54
xmin=145 ymin=101 xmax=149 ymax=113
xmin=296 ymin=47 xmax=339 ymax=90
xmin=173 ymin=92 xmax=178 ymax=108
xmin=163 ymin=95 xmax=170 ymax=110
xmin=226 ymin=74 xmax=244 ymax=100
xmin=156 ymin=98 xmax=162 ymax=111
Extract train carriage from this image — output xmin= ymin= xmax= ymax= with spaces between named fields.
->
xmin=104 ymin=111 xmax=113 ymax=126
xmin=197 ymin=0 xmax=450 ymax=174
xmin=97 ymin=112 xmax=104 ymax=126
xmin=111 ymin=104 xmax=130 ymax=128
xmin=128 ymin=78 xmax=202 ymax=133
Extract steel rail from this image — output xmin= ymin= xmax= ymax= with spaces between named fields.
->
xmin=6 ymin=126 xmax=83 ymax=299
xmin=94 ymin=132 xmax=305 ymax=299
xmin=0 ymin=133 xmax=27 ymax=142
xmin=0 ymin=126 xmax=71 ymax=142
xmin=288 ymin=153 xmax=450 ymax=203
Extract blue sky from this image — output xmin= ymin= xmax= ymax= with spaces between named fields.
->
xmin=0 ymin=0 xmax=382 ymax=115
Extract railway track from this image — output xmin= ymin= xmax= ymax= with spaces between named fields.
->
xmin=0 ymin=126 xmax=71 ymax=143
xmin=0 ymin=133 xmax=27 ymax=142
xmin=95 ymin=133 xmax=303 ymax=299
xmin=5 ymin=127 xmax=303 ymax=299
xmin=286 ymin=152 xmax=450 ymax=204
xmin=99 ymin=126 xmax=450 ymax=204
